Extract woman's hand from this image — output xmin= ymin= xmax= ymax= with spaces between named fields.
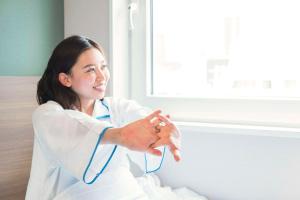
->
xmin=104 ymin=110 xmax=181 ymax=161
xmin=151 ymin=115 xmax=182 ymax=162
xmin=118 ymin=110 xmax=164 ymax=156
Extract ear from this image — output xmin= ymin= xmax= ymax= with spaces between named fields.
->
xmin=58 ymin=72 xmax=72 ymax=87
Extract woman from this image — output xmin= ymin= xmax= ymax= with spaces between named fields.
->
xmin=26 ymin=35 xmax=204 ymax=200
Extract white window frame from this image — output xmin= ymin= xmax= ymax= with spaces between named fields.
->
xmin=128 ymin=0 xmax=300 ymax=128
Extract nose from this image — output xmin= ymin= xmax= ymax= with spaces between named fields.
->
xmin=95 ymin=67 xmax=106 ymax=81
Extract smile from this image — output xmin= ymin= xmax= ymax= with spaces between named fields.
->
xmin=93 ymin=84 xmax=106 ymax=92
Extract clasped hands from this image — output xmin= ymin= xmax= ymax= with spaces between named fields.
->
xmin=120 ymin=110 xmax=181 ymax=162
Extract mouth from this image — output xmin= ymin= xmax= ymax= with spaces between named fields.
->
xmin=93 ymin=84 xmax=106 ymax=92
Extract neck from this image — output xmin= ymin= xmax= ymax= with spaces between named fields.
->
xmin=78 ymin=99 xmax=95 ymax=116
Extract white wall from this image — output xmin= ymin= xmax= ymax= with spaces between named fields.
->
xmin=64 ymin=0 xmax=109 ymax=52
xmin=157 ymin=125 xmax=300 ymax=200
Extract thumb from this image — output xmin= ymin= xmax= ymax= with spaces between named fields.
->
xmin=147 ymin=147 xmax=162 ymax=156
xmin=150 ymin=138 xmax=167 ymax=148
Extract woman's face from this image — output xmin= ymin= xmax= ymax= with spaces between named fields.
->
xmin=68 ymin=47 xmax=110 ymax=104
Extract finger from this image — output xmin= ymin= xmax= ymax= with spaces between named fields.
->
xmin=173 ymin=149 xmax=181 ymax=162
xmin=168 ymin=142 xmax=181 ymax=162
xmin=150 ymin=138 xmax=168 ymax=148
xmin=150 ymin=118 xmax=162 ymax=133
xmin=145 ymin=110 xmax=161 ymax=121
xmin=150 ymin=117 xmax=160 ymax=126
xmin=157 ymin=115 xmax=173 ymax=126
xmin=153 ymin=139 xmax=181 ymax=161
xmin=158 ymin=116 xmax=181 ymax=138
xmin=149 ymin=116 xmax=158 ymax=123
xmin=151 ymin=131 xmax=181 ymax=148
xmin=141 ymin=117 xmax=160 ymax=131
xmin=169 ymin=140 xmax=180 ymax=151
xmin=147 ymin=147 xmax=162 ymax=156
xmin=151 ymin=138 xmax=181 ymax=161
xmin=170 ymin=136 xmax=181 ymax=149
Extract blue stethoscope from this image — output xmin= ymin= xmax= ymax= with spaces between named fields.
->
xmin=83 ymin=99 xmax=166 ymax=184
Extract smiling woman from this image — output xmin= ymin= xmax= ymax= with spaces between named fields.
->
xmin=57 ymin=48 xmax=110 ymax=115
xmin=25 ymin=35 xmax=206 ymax=200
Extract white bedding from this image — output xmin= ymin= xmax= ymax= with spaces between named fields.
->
xmin=136 ymin=174 xmax=208 ymax=200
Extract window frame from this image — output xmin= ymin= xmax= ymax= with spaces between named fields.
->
xmin=129 ymin=0 xmax=300 ymax=128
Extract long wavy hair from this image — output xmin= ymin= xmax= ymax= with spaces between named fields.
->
xmin=37 ymin=35 xmax=106 ymax=109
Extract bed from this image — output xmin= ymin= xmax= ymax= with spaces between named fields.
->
xmin=0 ymin=76 xmax=38 ymax=200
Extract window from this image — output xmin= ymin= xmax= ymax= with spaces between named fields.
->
xmin=129 ymin=0 xmax=300 ymax=128
xmin=152 ymin=0 xmax=300 ymax=98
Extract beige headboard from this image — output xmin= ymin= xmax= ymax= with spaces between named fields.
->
xmin=0 ymin=76 xmax=39 ymax=200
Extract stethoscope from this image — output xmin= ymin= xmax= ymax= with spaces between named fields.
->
xmin=83 ymin=99 xmax=165 ymax=184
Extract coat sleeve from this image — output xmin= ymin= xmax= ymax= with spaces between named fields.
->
xmin=114 ymin=98 xmax=165 ymax=173
xmin=32 ymin=102 xmax=116 ymax=182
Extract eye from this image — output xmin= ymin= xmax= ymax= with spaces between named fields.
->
xmin=101 ymin=65 xmax=107 ymax=70
xmin=86 ymin=66 xmax=96 ymax=72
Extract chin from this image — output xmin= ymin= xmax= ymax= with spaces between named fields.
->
xmin=96 ymin=92 xmax=106 ymax=99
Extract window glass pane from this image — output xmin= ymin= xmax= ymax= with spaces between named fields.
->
xmin=152 ymin=0 xmax=300 ymax=98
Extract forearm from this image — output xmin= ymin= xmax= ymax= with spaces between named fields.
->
xmin=101 ymin=122 xmax=158 ymax=153
xmin=100 ymin=110 xmax=166 ymax=155
xmin=102 ymin=127 xmax=123 ymax=145
xmin=101 ymin=126 xmax=151 ymax=151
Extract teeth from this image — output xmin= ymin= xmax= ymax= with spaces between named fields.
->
xmin=93 ymin=85 xmax=105 ymax=89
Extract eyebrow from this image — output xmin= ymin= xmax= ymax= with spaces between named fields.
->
xmin=82 ymin=62 xmax=107 ymax=69
xmin=82 ymin=64 xmax=96 ymax=69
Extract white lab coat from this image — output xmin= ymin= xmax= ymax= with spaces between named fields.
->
xmin=25 ymin=98 xmax=164 ymax=200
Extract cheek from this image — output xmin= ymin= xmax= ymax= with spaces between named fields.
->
xmin=72 ymin=75 xmax=96 ymax=89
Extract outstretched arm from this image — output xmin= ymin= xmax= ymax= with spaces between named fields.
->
xmin=102 ymin=110 xmax=164 ymax=156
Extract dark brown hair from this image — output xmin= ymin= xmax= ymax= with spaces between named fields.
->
xmin=37 ymin=35 xmax=105 ymax=109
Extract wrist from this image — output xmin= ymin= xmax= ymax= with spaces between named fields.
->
xmin=102 ymin=127 xmax=123 ymax=145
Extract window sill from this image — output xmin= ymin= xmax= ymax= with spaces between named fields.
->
xmin=176 ymin=121 xmax=300 ymax=139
